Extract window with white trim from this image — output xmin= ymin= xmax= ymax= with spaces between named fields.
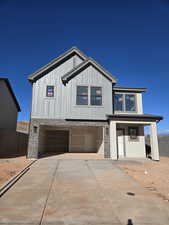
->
xmin=114 ymin=93 xmax=136 ymax=112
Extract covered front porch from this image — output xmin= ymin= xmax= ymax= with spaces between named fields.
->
xmin=108 ymin=114 xmax=163 ymax=161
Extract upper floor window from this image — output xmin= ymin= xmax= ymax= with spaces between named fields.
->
xmin=76 ymin=86 xmax=88 ymax=105
xmin=91 ymin=87 xmax=102 ymax=105
xmin=76 ymin=86 xmax=102 ymax=106
xmin=125 ymin=94 xmax=136 ymax=111
xmin=114 ymin=93 xmax=136 ymax=112
xmin=46 ymin=86 xmax=54 ymax=97
xmin=114 ymin=94 xmax=123 ymax=111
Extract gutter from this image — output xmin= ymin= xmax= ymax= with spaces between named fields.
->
xmin=106 ymin=114 xmax=163 ymax=122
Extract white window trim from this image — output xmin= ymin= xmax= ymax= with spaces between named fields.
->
xmin=114 ymin=92 xmax=137 ymax=113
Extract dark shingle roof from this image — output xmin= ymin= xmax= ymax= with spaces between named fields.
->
xmin=113 ymin=86 xmax=147 ymax=93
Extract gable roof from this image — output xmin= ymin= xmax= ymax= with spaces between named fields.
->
xmin=61 ymin=57 xmax=117 ymax=84
xmin=28 ymin=47 xmax=87 ymax=83
xmin=28 ymin=47 xmax=117 ymax=83
xmin=0 ymin=78 xmax=21 ymax=112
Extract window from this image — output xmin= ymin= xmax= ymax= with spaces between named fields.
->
xmin=91 ymin=87 xmax=102 ymax=105
xmin=114 ymin=94 xmax=123 ymax=111
xmin=114 ymin=93 xmax=136 ymax=112
xmin=76 ymin=86 xmax=88 ymax=105
xmin=128 ymin=127 xmax=139 ymax=140
xmin=46 ymin=86 xmax=54 ymax=97
xmin=125 ymin=94 xmax=136 ymax=111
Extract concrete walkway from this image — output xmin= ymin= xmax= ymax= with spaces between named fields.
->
xmin=0 ymin=157 xmax=169 ymax=225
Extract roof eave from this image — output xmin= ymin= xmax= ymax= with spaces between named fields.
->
xmin=106 ymin=114 xmax=163 ymax=122
xmin=28 ymin=47 xmax=88 ymax=82
xmin=62 ymin=59 xmax=117 ymax=84
xmin=88 ymin=57 xmax=117 ymax=83
xmin=113 ymin=86 xmax=147 ymax=93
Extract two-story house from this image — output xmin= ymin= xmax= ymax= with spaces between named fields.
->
xmin=27 ymin=47 xmax=162 ymax=160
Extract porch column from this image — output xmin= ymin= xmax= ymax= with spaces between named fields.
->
xmin=109 ymin=121 xmax=117 ymax=160
xmin=103 ymin=125 xmax=110 ymax=158
xmin=27 ymin=120 xmax=39 ymax=159
xmin=150 ymin=122 xmax=159 ymax=161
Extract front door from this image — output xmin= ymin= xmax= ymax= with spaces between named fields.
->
xmin=117 ymin=129 xmax=125 ymax=158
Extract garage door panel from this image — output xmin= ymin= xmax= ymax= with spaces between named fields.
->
xmin=70 ymin=127 xmax=97 ymax=153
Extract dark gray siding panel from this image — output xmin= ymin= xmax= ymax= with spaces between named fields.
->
xmin=0 ymin=81 xmax=18 ymax=130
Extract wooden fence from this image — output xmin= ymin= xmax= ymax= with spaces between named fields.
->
xmin=0 ymin=131 xmax=28 ymax=157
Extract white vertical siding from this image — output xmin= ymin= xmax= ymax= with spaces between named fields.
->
xmin=125 ymin=125 xmax=146 ymax=158
xmin=117 ymin=124 xmax=146 ymax=158
xmin=74 ymin=55 xmax=83 ymax=66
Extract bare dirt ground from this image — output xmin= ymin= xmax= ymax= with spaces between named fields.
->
xmin=118 ymin=157 xmax=169 ymax=201
xmin=41 ymin=153 xmax=105 ymax=159
xmin=0 ymin=156 xmax=30 ymax=186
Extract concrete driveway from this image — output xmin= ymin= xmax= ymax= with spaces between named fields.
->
xmin=0 ymin=157 xmax=169 ymax=225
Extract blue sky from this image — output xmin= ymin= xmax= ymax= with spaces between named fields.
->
xmin=0 ymin=0 xmax=168 ymax=133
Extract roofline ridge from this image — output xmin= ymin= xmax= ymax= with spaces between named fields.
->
xmin=28 ymin=47 xmax=88 ymax=82
xmin=61 ymin=57 xmax=117 ymax=84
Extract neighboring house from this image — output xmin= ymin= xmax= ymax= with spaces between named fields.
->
xmin=0 ymin=78 xmax=21 ymax=131
xmin=0 ymin=78 xmax=23 ymax=157
xmin=27 ymin=47 xmax=163 ymax=160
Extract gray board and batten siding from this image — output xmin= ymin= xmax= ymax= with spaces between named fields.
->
xmin=30 ymin=55 xmax=113 ymax=120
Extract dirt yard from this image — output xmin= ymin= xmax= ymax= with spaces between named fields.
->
xmin=0 ymin=156 xmax=30 ymax=186
xmin=118 ymin=157 xmax=169 ymax=201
